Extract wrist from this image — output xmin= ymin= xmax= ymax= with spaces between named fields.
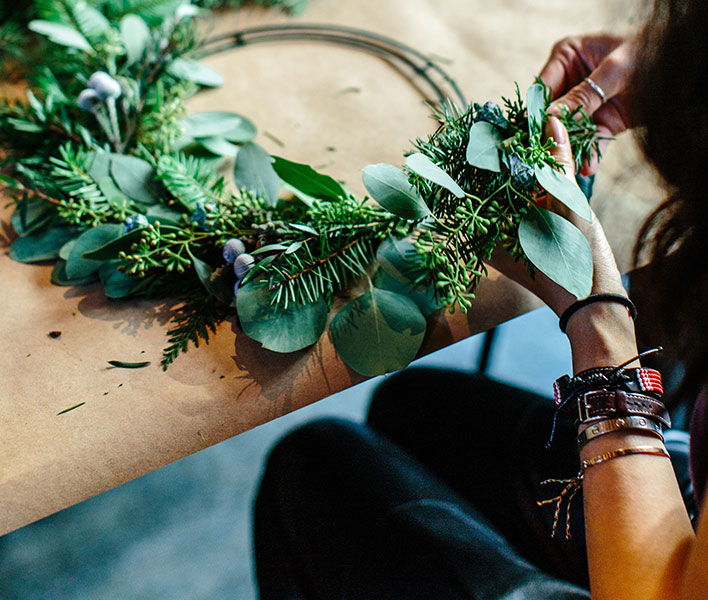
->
xmin=566 ymin=301 xmax=638 ymax=373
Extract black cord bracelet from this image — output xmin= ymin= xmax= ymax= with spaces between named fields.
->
xmin=558 ymin=293 xmax=637 ymax=333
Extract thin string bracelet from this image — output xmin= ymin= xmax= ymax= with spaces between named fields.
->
xmin=538 ymin=445 xmax=670 ymax=539
xmin=559 ymin=293 xmax=637 ymax=333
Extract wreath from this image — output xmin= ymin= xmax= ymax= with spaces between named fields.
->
xmin=1 ymin=1 xmax=599 ymax=377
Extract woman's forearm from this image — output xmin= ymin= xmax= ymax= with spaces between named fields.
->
xmin=567 ymin=307 xmax=696 ymax=599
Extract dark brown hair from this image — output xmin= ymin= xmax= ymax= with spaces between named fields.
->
xmin=633 ymin=0 xmax=708 ymax=401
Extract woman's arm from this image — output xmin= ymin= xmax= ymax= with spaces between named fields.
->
xmin=493 ymin=116 xmax=704 ymax=599
xmin=569 ymin=308 xmax=696 ymax=600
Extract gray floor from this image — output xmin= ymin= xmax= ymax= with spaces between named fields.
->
xmin=0 ymin=306 xmax=571 ymax=600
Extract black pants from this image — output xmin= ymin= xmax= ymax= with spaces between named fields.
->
xmin=254 ymin=369 xmax=687 ymax=599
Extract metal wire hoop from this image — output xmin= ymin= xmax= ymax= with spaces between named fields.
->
xmin=199 ymin=22 xmax=467 ymax=107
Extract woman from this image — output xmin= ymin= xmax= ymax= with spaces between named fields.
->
xmin=254 ymin=1 xmax=708 ymax=597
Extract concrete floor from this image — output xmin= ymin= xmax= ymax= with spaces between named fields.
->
xmin=0 ymin=306 xmax=571 ymax=600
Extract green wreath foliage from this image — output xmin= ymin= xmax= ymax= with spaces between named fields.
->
xmin=1 ymin=0 xmax=600 ymax=376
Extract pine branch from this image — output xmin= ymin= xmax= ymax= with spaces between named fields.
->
xmin=161 ymin=291 xmax=225 ymax=369
xmin=156 ymin=153 xmax=226 ymax=210
xmin=49 ymin=144 xmax=122 ymax=226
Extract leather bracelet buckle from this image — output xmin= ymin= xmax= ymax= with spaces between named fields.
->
xmin=573 ymin=389 xmax=671 ymax=428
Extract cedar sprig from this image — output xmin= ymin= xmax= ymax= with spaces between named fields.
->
xmin=161 ymin=290 xmax=226 ymax=369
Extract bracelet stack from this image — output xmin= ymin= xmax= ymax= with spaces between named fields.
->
xmin=539 ymin=352 xmax=671 ymax=539
xmin=553 ymin=363 xmax=669 ymax=442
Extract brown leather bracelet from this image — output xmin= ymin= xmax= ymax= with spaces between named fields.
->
xmin=572 ymin=389 xmax=671 ymax=428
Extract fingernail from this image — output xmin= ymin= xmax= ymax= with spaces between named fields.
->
xmin=547 ymin=116 xmax=569 ymax=145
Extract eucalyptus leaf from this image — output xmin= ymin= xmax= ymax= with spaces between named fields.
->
xmin=198 ymin=136 xmax=239 ymax=157
xmin=99 ymin=262 xmax=140 ymax=298
xmin=372 ymin=269 xmax=441 ymax=316
xmin=120 ymin=14 xmax=150 ymax=66
xmin=518 ymin=206 xmax=593 ymax=299
xmin=11 ymin=197 xmax=53 ymax=235
xmin=534 ymin=164 xmax=592 ymax=221
xmin=233 ymin=142 xmax=280 ymax=206
xmin=466 ymin=122 xmax=503 ymax=172
xmin=110 ymin=154 xmax=158 ymax=204
xmin=10 ymin=227 xmax=76 ymax=263
xmin=82 ymin=227 xmax=147 ymax=260
xmin=183 ymin=111 xmax=256 ymax=140
xmin=189 ymin=251 xmax=234 ymax=306
xmin=362 ymin=163 xmax=431 ymax=220
xmin=51 ymin=259 xmax=98 ymax=287
xmin=67 ymin=224 xmax=123 ymax=279
xmin=59 ymin=239 xmax=77 ymax=261
xmin=375 ymin=236 xmax=426 ymax=284
xmin=272 ymin=156 xmax=347 ymax=202
xmin=526 ymin=83 xmax=546 ymax=135
xmin=237 ymin=281 xmax=328 ymax=353
xmin=167 ymin=58 xmax=224 ymax=87
xmin=146 ymin=205 xmax=183 ymax=226
xmin=405 ymin=152 xmax=465 ymax=198
xmin=88 ymin=150 xmax=111 ymax=181
xmin=97 ymin=177 xmax=132 ymax=211
xmin=330 ymin=287 xmax=426 ymax=376
xmin=28 ymin=20 xmax=92 ymax=51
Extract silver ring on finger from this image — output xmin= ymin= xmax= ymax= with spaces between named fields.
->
xmin=584 ymin=77 xmax=606 ymax=103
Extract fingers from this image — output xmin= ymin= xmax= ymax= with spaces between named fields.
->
xmin=546 ymin=116 xmax=575 ymax=177
xmin=548 ymin=42 xmax=630 ymax=117
xmin=538 ymin=42 xmax=571 ymax=98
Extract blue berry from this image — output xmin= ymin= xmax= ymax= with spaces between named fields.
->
xmin=88 ymin=71 xmax=122 ymax=100
xmin=123 ymin=214 xmax=149 ymax=233
xmin=233 ymin=253 xmax=255 ymax=279
xmin=190 ymin=201 xmax=215 ymax=230
xmin=77 ymin=88 xmax=100 ymax=111
xmin=222 ymin=238 xmax=246 ymax=264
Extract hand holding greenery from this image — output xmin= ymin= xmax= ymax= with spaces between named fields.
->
xmin=2 ymin=1 xmax=600 ymax=377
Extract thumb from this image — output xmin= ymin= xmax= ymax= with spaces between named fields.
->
xmin=545 ymin=116 xmax=575 ymax=177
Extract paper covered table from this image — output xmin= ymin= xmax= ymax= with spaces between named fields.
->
xmin=0 ymin=0 xmax=661 ymax=535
